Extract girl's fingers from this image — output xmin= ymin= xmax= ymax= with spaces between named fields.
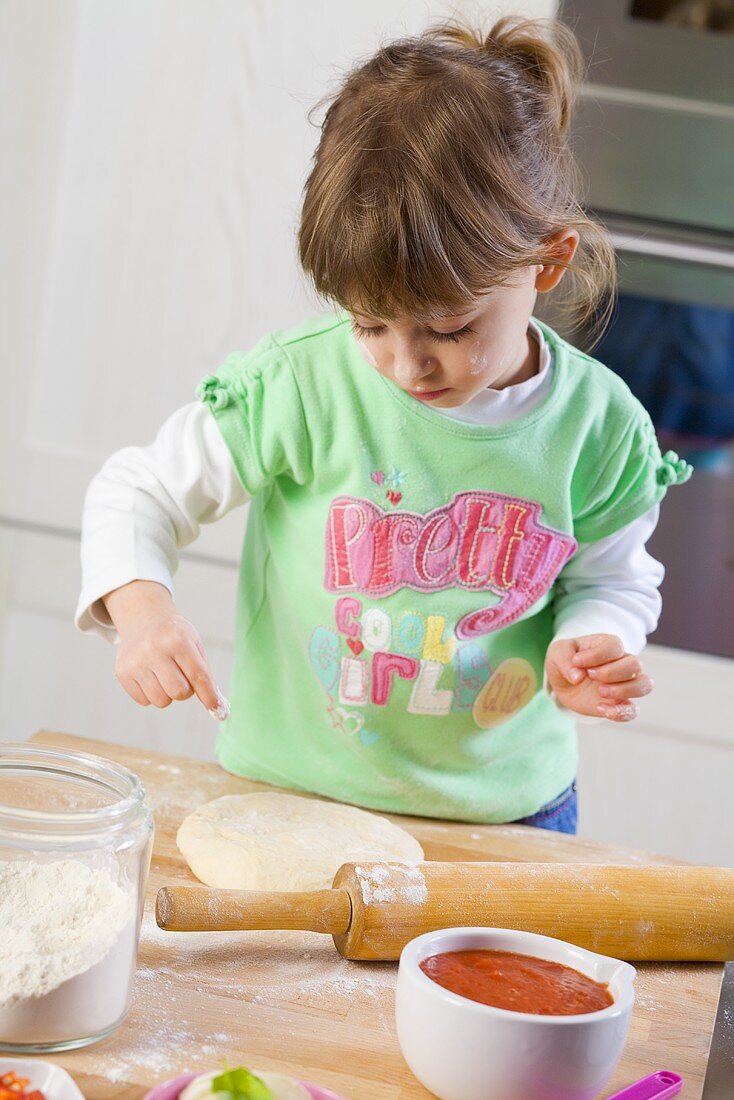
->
xmin=136 ymin=669 xmax=174 ymax=709
xmin=548 ymin=639 xmax=586 ymax=684
xmin=156 ymin=658 xmax=195 ymax=702
xmin=112 ymin=621 xmax=226 ymax=716
xmin=597 ymin=675 xmax=654 ymax=702
xmin=586 ymin=655 xmax=642 ymax=684
xmin=174 ymin=639 xmax=222 ymax=713
xmin=598 ymin=702 xmax=638 ymax=722
xmin=118 ymin=673 xmax=151 ymax=707
xmin=573 ymin=636 xmax=625 ymax=667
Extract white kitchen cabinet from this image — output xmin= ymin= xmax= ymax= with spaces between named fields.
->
xmin=1 ymin=0 xmax=557 ymax=564
xmin=576 ymin=645 xmax=734 ymax=866
xmin=0 ymin=524 xmax=237 ymax=761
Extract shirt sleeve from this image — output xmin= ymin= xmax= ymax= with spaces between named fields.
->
xmin=552 ymin=504 xmax=664 ymax=656
xmin=545 ymin=504 xmax=664 ymax=724
xmin=572 ymin=406 xmax=692 ymax=543
xmin=75 ymin=401 xmax=248 ymax=640
xmin=196 ymin=339 xmax=311 ymax=499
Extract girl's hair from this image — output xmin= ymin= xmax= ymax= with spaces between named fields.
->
xmin=297 ymin=17 xmax=616 ymax=338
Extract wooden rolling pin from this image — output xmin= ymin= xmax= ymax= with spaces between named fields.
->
xmin=156 ymin=861 xmax=734 ymax=961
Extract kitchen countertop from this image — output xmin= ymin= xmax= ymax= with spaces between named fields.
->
xmin=29 ymin=732 xmax=724 ymax=1099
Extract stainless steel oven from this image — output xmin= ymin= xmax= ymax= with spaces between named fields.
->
xmin=555 ymin=0 xmax=734 ymax=659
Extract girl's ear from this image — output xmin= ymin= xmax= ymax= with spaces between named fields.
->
xmin=535 ymin=228 xmax=580 ymax=292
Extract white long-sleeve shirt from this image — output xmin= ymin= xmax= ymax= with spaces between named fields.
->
xmin=76 ymin=323 xmax=664 ymax=664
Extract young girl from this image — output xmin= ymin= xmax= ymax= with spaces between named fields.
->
xmin=76 ymin=17 xmax=691 ymax=833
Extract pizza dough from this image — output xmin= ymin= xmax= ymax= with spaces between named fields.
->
xmin=180 ymin=1069 xmax=309 ymax=1100
xmin=176 ymin=791 xmax=424 ymax=891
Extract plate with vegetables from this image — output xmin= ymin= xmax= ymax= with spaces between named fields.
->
xmin=144 ymin=1066 xmax=346 ymax=1100
xmin=0 ymin=1061 xmax=84 ymax=1100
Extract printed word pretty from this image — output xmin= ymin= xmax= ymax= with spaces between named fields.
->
xmin=325 ymin=491 xmax=576 ymax=637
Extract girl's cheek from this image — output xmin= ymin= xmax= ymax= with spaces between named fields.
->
xmin=358 ymin=342 xmax=378 ymax=368
xmin=467 ymin=340 xmax=489 ymax=377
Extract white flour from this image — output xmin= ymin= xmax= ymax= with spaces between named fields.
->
xmin=89 ymin=912 xmax=397 ymax=1082
xmin=0 ymin=859 xmax=137 ymax=1045
xmin=354 ymin=863 xmax=427 ymax=906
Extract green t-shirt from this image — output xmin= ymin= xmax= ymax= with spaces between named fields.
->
xmin=197 ymin=312 xmax=688 ymax=822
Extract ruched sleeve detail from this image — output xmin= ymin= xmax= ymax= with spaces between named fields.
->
xmin=197 ymin=336 xmax=311 ymax=498
xmin=573 ymin=408 xmax=690 ymax=543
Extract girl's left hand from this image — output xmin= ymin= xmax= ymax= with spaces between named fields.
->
xmin=545 ymin=634 xmax=654 ymax=722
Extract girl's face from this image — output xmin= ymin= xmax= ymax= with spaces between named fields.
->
xmin=349 ymin=266 xmax=542 ymax=408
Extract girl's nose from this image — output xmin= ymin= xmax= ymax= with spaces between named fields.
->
xmin=393 ymin=343 xmax=435 ymax=386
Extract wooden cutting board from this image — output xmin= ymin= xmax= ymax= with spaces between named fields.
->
xmin=29 ymin=732 xmax=723 ymax=1099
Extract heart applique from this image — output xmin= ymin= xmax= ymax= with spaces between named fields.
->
xmin=386 ymin=489 xmax=402 ymax=506
xmin=335 ymin=707 xmax=364 ymax=737
xmin=347 ymin=637 xmax=364 ymax=656
xmin=370 ymin=470 xmax=385 ymax=485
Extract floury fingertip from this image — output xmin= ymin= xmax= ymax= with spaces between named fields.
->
xmin=208 ymin=694 xmax=230 ymax=722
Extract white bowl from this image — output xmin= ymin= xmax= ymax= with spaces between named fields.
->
xmin=396 ymin=927 xmax=635 ymax=1100
xmin=0 ymin=1058 xmax=85 ymax=1100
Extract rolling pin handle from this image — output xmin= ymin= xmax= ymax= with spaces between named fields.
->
xmin=155 ymin=884 xmax=352 ymax=935
xmin=156 ymin=887 xmax=174 ymax=930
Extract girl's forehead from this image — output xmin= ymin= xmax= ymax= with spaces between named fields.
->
xmin=348 ymin=281 xmax=530 ymax=325
xmin=351 ymin=301 xmax=483 ymax=325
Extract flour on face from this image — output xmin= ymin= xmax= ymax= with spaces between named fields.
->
xmin=394 ymin=357 xmax=425 ymax=386
xmin=467 ymin=340 xmax=489 ymax=376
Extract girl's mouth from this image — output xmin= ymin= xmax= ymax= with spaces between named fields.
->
xmin=409 ymin=387 xmax=450 ymax=401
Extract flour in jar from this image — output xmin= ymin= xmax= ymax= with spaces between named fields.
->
xmin=0 ymin=858 xmax=137 ymax=1045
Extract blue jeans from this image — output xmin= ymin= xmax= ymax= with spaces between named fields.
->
xmin=512 ymin=780 xmax=578 ymax=835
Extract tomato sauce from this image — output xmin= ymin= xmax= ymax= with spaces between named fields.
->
xmin=419 ymin=949 xmax=613 ymax=1015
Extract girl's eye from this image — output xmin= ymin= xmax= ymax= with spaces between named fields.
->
xmin=350 ymin=321 xmax=386 ymax=339
xmin=350 ymin=320 xmax=475 ymax=343
xmin=431 ymin=326 xmax=475 ymax=344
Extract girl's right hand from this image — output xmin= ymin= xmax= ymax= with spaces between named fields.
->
xmin=103 ymin=580 xmax=229 ymax=720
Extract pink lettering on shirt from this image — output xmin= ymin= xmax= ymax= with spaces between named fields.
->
xmin=324 ymin=492 xmax=576 ymax=638
xmin=371 ymin=652 xmax=420 ymax=706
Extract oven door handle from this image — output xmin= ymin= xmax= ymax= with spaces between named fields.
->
xmin=609 ymin=231 xmax=734 ymax=271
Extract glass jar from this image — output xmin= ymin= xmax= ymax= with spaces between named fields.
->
xmin=0 ymin=742 xmax=154 ymax=1053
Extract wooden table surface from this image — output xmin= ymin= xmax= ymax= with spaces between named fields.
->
xmin=29 ymin=732 xmax=723 ymax=1099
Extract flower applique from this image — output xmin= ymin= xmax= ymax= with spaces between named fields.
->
xmin=657 ymin=450 xmax=693 ymax=487
xmin=197 ymin=375 xmax=231 ymax=411
xmin=369 ymin=467 xmax=408 ymax=507
xmin=387 ymin=467 xmax=407 ymax=489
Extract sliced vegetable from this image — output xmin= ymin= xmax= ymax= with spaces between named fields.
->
xmin=0 ymin=1074 xmax=46 ymax=1100
xmin=210 ymin=1067 xmax=275 ymax=1100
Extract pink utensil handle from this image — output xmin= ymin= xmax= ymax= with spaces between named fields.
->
xmin=607 ymin=1070 xmax=683 ymax=1100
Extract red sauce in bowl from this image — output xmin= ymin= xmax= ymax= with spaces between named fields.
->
xmin=419 ymin=949 xmax=613 ymax=1016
